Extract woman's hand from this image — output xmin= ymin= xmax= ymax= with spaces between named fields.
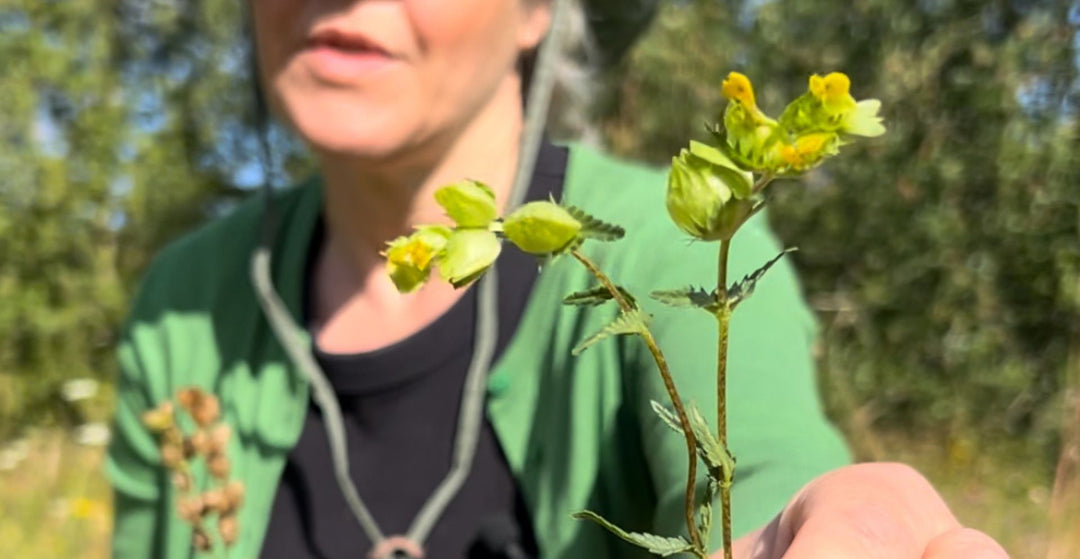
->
xmin=728 ymin=463 xmax=1010 ymax=559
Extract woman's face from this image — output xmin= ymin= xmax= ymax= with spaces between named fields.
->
xmin=251 ymin=0 xmax=551 ymax=158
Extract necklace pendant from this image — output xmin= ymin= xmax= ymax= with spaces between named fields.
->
xmin=369 ymin=536 xmax=425 ymax=559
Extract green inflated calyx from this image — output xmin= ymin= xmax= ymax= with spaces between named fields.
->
xmin=503 ymin=201 xmax=583 ymax=255
xmin=666 ymin=143 xmax=756 ymax=242
xmin=437 ymin=229 xmax=502 ymax=288
xmin=434 ymin=179 xmax=499 ymax=228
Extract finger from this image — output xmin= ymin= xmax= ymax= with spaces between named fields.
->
xmin=777 ymin=463 xmax=960 ymax=559
xmin=921 ymin=528 xmax=1010 ymax=559
xmin=779 ymin=506 xmax=924 ymax=559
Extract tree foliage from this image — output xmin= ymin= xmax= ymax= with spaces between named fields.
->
xmin=0 ymin=0 xmax=308 ymax=436
xmin=598 ymin=0 xmax=1080 ymax=460
xmin=1 ymin=0 xmax=1077 ymax=468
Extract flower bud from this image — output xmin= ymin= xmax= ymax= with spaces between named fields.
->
xmin=502 ymin=201 xmax=582 ymax=255
xmin=666 ymin=144 xmax=756 ymax=242
xmin=437 ymin=230 xmax=501 ymax=288
xmin=383 ymin=225 xmax=452 ymax=293
xmin=434 ymin=179 xmax=498 ymax=228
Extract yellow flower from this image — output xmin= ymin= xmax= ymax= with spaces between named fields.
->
xmin=809 ymin=72 xmax=857 ymax=114
xmin=775 ymin=132 xmax=839 ymax=172
xmin=383 ymin=225 xmax=452 ymax=293
xmin=720 ymin=72 xmax=780 ymax=171
xmin=722 ymin=72 xmax=757 ymax=111
xmin=779 ymin=71 xmax=886 ymax=140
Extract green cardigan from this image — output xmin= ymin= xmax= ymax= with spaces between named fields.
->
xmin=107 ymin=145 xmax=849 ymax=558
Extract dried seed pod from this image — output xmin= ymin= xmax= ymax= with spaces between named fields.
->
xmin=177 ymin=388 xmax=221 ymax=428
xmin=207 ymin=453 xmax=230 ymax=480
xmin=218 ymin=514 xmax=240 ymax=546
xmin=160 ymin=443 xmax=184 ymax=469
xmin=223 ymin=481 xmax=245 ymax=512
xmin=177 ymin=496 xmax=205 ymax=523
xmin=185 ymin=429 xmax=210 ymax=457
xmin=208 ymin=424 xmax=231 ymax=454
xmin=202 ymin=488 xmax=227 ymax=513
xmin=176 ymin=388 xmax=198 ymax=413
xmin=172 ymin=472 xmax=192 ymax=493
xmin=192 ymin=526 xmax=212 ymax=552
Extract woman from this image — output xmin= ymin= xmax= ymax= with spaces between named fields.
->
xmin=107 ymin=1 xmax=1010 ymax=558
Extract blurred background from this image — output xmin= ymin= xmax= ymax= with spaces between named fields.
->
xmin=1 ymin=0 xmax=1078 ymax=557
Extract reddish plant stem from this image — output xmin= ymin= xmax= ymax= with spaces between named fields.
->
xmin=570 ymin=249 xmax=706 ymax=554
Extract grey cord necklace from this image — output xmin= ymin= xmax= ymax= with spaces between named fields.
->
xmin=250 ymin=2 xmax=570 ymax=557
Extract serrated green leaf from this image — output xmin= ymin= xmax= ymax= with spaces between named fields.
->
xmin=563 ymin=285 xmax=637 ymax=307
xmin=573 ymin=510 xmax=694 ymax=556
xmin=649 ymin=286 xmax=718 ymax=312
xmin=650 ymin=399 xmax=683 ymax=434
xmin=564 ymin=205 xmax=626 ymax=242
xmin=697 ymin=500 xmax=713 ymax=545
xmin=687 ymin=403 xmax=735 ymax=481
xmin=572 ymin=308 xmax=649 ymax=356
xmin=727 ymin=247 xmax=797 ymax=310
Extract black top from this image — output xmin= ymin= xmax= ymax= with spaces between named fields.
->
xmin=261 ymin=144 xmax=569 ymax=559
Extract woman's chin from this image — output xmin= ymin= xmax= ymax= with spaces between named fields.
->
xmin=302 ymin=127 xmax=410 ymax=160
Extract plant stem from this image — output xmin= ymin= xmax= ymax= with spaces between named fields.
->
xmin=570 ymin=249 xmax=706 ymax=554
xmin=715 ymin=239 xmax=734 ymax=559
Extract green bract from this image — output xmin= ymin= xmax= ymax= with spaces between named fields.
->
xmin=383 ymin=225 xmax=452 ymax=293
xmin=666 ymin=144 xmax=756 ymax=242
xmin=503 ymin=201 xmax=583 ymax=255
xmin=434 ymin=179 xmax=498 ymax=228
xmin=438 ymin=229 xmax=502 ymax=288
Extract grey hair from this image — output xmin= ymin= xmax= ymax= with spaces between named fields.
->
xmin=544 ymin=0 xmax=602 ymax=144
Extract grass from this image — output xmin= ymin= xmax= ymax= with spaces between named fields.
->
xmin=0 ymin=425 xmax=1063 ymax=558
xmin=0 ymin=430 xmax=111 ymax=559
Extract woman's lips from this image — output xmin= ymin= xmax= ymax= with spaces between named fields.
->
xmin=302 ymin=30 xmax=397 ymax=83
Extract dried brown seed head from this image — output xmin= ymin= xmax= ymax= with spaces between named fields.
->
xmin=223 ymin=481 xmax=245 ymax=511
xmin=160 ymin=443 xmax=184 ymax=469
xmin=208 ymin=424 xmax=231 ymax=452
xmin=192 ymin=526 xmax=212 ymax=552
xmin=172 ymin=472 xmax=192 ymax=493
xmin=185 ymin=430 xmax=210 ymax=457
xmin=176 ymin=388 xmax=221 ymax=428
xmin=218 ymin=514 xmax=240 ymax=546
xmin=207 ymin=453 xmax=231 ymax=480
xmin=202 ymin=488 xmax=227 ymax=513
xmin=177 ymin=496 xmax=205 ymax=524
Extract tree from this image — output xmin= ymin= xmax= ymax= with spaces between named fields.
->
xmin=597 ymin=0 xmax=1080 ymax=462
